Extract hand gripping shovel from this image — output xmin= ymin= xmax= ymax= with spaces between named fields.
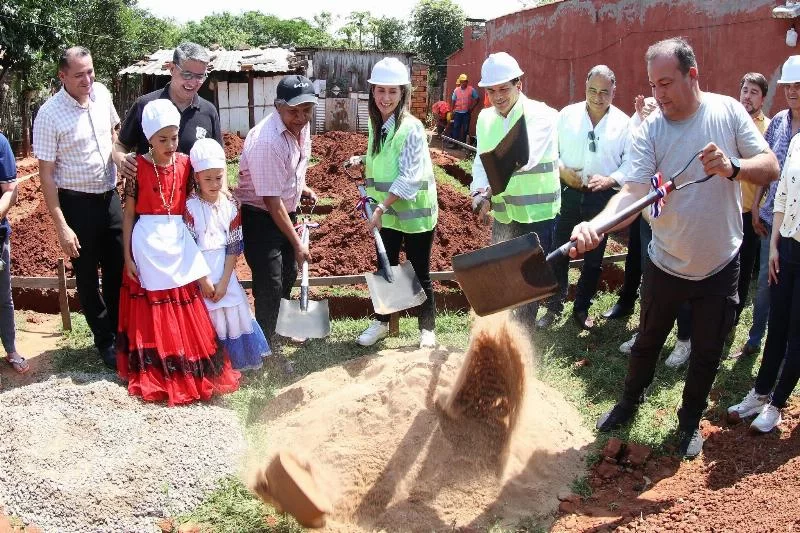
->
xmin=355 ymin=184 xmax=427 ymax=315
xmin=453 ymin=151 xmax=715 ymax=316
xmin=276 ymin=213 xmax=331 ymax=339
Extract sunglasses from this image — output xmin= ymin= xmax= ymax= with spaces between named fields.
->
xmin=175 ymin=63 xmax=207 ymax=82
xmin=588 ymin=130 xmax=597 ymax=153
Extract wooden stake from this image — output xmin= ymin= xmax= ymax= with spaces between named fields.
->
xmin=389 ymin=313 xmax=400 ymax=336
xmin=57 ymin=258 xmax=71 ymax=331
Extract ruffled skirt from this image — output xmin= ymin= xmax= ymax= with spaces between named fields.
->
xmin=209 ymin=302 xmax=270 ymax=371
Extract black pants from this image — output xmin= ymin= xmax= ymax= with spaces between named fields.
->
xmin=616 ymin=214 xmax=643 ymax=305
xmin=374 ymin=227 xmax=436 ymax=331
xmin=548 ymin=187 xmax=614 ymax=314
xmin=58 ymin=189 xmax=123 ymax=351
xmin=623 ymin=256 xmax=739 ymax=430
xmin=241 ymin=205 xmax=297 ymax=340
xmin=492 ymin=217 xmax=556 ymax=327
xmin=737 ymin=211 xmax=759 ymax=321
xmin=754 ymin=236 xmax=800 ymax=408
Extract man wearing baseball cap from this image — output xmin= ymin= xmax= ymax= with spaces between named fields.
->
xmin=451 ymin=73 xmax=479 ymax=144
xmin=234 ymin=74 xmax=319 ymax=367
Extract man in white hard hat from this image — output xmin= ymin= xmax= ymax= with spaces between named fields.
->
xmin=571 ymin=37 xmax=779 ymax=458
xmin=471 ymin=52 xmax=560 ymax=330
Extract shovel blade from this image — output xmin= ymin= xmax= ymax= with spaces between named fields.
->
xmin=365 ymin=261 xmax=427 ymax=315
xmin=479 ymin=117 xmax=529 ymax=196
xmin=276 ymin=298 xmax=331 ymax=339
xmin=452 ymin=232 xmax=558 ymax=316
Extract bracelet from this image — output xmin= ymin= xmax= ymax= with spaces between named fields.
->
xmin=376 ymin=203 xmax=386 ymax=212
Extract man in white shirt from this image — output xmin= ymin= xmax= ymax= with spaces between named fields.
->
xmin=33 ymin=46 xmax=122 ymax=369
xmin=538 ymin=65 xmax=631 ymax=330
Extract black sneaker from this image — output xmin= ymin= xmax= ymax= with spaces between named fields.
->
xmin=536 ymin=310 xmax=558 ymax=329
xmin=677 ymin=428 xmax=704 ymax=459
xmin=100 ymin=345 xmax=117 ymax=370
xmin=596 ymin=403 xmax=636 ymax=432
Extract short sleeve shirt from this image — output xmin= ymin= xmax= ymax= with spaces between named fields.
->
xmin=628 ymin=93 xmax=768 ymax=280
xmin=0 ymin=133 xmax=15 ymax=233
xmin=118 ymin=83 xmax=222 ymax=156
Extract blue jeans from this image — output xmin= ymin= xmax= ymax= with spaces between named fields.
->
xmin=0 ymin=234 xmax=15 ymax=354
xmin=747 ymin=224 xmax=772 ymax=349
xmin=451 ymin=111 xmax=470 ymax=143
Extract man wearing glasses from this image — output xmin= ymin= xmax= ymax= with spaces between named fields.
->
xmin=538 ymin=65 xmax=631 ymax=330
xmin=113 ymin=42 xmax=222 ymax=180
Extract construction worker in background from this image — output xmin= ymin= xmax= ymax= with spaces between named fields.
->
xmin=451 ymin=74 xmax=479 ymax=144
xmin=431 ymin=99 xmax=452 ymax=138
xmin=470 ymin=52 xmax=560 ymax=332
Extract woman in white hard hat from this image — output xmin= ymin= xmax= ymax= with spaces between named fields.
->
xmin=352 ymin=57 xmax=439 ymax=349
xmin=470 ymin=52 xmax=561 ymax=331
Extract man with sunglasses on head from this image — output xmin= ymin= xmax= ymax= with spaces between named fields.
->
xmin=538 ymin=65 xmax=631 ymax=330
xmin=113 ymin=42 xmax=222 ymax=181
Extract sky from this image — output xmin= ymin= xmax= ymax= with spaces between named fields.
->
xmin=135 ymin=0 xmax=532 ymax=24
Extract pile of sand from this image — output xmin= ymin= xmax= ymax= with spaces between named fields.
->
xmin=252 ymin=315 xmax=593 ymax=531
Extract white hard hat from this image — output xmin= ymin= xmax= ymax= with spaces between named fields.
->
xmin=368 ymin=57 xmax=411 ymax=86
xmin=478 ymin=52 xmax=524 ymax=87
xmin=778 ymin=55 xmax=800 ymax=84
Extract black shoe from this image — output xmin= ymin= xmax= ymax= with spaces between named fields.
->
xmin=100 ymin=345 xmax=117 ymax=370
xmin=536 ymin=310 xmax=558 ymax=329
xmin=596 ymin=403 xmax=636 ymax=432
xmin=677 ymin=428 xmax=704 ymax=459
xmin=731 ymin=343 xmax=759 ymax=359
xmin=573 ymin=310 xmax=594 ymax=330
xmin=602 ymin=301 xmax=635 ymax=320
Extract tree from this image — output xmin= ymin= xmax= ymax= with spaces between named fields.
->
xmin=411 ymin=0 xmax=465 ymax=84
xmin=372 ymin=17 xmax=408 ymax=50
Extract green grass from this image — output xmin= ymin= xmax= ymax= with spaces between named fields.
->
xmin=227 ymin=159 xmax=240 ymax=188
xmin=434 ymin=164 xmax=470 ymax=196
xmin=51 ymin=313 xmax=110 ymax=373
xmin=457 ymin=155 xmax=474 ymax=175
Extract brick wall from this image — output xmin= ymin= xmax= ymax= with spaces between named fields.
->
xmin=410 ymin=62 xmax=430 ymax=124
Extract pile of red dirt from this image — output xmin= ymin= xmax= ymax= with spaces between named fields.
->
xmin=15 ymin=157 xmax=39 ymax=177
xmin=223 ymin=131 xmax=244 ymax=161
xmin=9 ymin=176 xmax=65 ymax=278
xmin=552 ymin=399 xmax=800 ymax=532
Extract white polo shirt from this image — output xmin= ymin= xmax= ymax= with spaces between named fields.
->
xmin=33 ymin=82 xmax=120 ymax=193
xmin=557 ymin=102 xmax=631 ymax=187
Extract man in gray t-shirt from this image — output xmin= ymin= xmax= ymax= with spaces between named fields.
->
xmin=570 ymin=38 xmax=779 ymax=459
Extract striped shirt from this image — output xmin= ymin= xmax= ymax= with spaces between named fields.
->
xmin=381 ymin=114 xmax=426 ymax=200
xmin=759 ymin=109 xmax=796 ymax=224
xmin=33 ymin=82 xmax=120 ymax=193
xmin=234 ymin=112 xmax=310 ymax=213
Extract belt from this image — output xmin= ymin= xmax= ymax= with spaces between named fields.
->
xmin=58 ymin=188 xmax=116 ymax=199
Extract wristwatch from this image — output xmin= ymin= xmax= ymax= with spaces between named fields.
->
xmin=728 ymin=157 xmax=741 ymax=181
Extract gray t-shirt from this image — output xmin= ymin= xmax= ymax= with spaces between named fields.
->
xmin=628 ymin=92 xmax=769 ymax=280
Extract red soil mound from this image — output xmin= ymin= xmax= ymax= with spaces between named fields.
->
xmin=223 ymin=132 xmax=244 ymax=161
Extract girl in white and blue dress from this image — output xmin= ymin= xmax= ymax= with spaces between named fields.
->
xmin=186 ymin=139 xmax=270 ymax=370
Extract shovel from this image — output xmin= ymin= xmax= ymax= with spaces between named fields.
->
xmin=276 ymin=215 xmax=331 ymax=339
xmin=355 ymin=184 xmax=428 ymax=315
xmin=454 ymin=151 xmax=715 ymax=316
xmin=479 ymin=116 xmax=529 ymax=196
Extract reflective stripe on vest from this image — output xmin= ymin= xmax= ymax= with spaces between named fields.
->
xmin=453 ymin=86 xmax=473 ymax=113
xmin=476 ymin=95 xmax=560 ymax=225
xmin=365 ymin=116 xmax=438 ymax=233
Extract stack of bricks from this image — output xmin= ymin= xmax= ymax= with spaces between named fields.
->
xmin=410 ymin=62 xmax=429 ymax=123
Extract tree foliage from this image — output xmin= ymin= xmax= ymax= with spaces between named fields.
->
xmin=411 ymin=0 xmax=465 ymax=82
xmin=180 ymin=11 xmax=331 ymax=49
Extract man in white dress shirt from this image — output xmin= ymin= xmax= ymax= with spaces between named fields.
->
xmin=539 ymin=65 xmax=631 ymax=330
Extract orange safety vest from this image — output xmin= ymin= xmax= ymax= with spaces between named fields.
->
xmin=452 ymin=85 xmax=474 ymax=113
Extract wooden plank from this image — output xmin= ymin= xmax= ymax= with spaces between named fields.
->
xmin=57 ymin=258 xmax=72 ymax=331
xmin=388 ymin=313 xmax=400 ymax=336
xmin=248 ymin=76 xmax=255 ymax=130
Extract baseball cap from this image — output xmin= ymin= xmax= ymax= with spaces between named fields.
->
xmin=277 ymin=75 xmax=318 ymax=106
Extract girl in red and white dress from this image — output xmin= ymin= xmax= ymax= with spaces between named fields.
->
xmin=117 ymin=99 xmax=240 ymax=405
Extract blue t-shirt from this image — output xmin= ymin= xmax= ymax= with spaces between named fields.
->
xmin=0 ymin=133 xmax=15 ymax=236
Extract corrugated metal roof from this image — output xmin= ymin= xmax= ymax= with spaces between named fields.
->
xmin=119 ymin=47 xmax=297 ymax=76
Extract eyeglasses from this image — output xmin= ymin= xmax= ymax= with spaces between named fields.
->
xmin=588 ymin=130 xmax=597 ymax=153
xmin=174 ymin=63 xmax=207 ymax=81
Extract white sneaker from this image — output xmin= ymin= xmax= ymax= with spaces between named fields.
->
xmin=727 ymin=388 xmax=769 ymax=419
xmin=619 ymin=333 xmax=637 ymax=354
xmin=356 ymin=320 xmax=389 ymax=346
xmin=419 ymin=329 xmax=436 ymax=348
xmin=750 ymin=404 xmax=782 ymax=433
xmin=664 ymin=339 xmax=691 ymax=368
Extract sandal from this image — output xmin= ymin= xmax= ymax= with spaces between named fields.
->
xmin=6 ymin=353 xmax=30 ymax=374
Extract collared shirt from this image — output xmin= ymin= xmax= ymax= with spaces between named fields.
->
xmin=33 ymin=83 xmax=120 ymax=193
xmin=557 ymin=102 xmax=631 ymax=187
xmin=235 ymin=112 xmax=310 ymax=213
xmin=760 ymin=109 xmax=797 ymax=224
xmin=741 ymin=110 xmax=770 ymax=213
xmin=380 ymin=114 xmax=427 ymax=200
xmin=774 ymin=134 xmax=800 ymax=242
xmin=471 ymin=93 xmax=558 ymax=193
xmin=118 ymin=83 xmax=222 ymax=156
